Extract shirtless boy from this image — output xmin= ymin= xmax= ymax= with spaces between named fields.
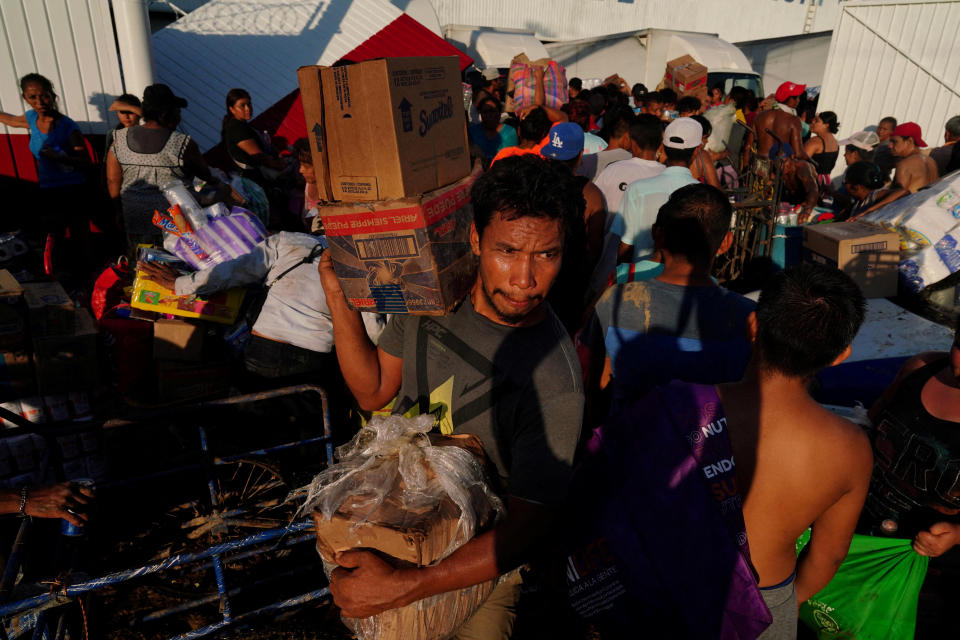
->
xmin=718 ymin=264 xmax=872 ymax=638
xmin=855 ymin=122 xmax=938 ymax=218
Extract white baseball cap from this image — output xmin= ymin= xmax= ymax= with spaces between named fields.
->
xmin=663 ymin=117 xmax=703 ymax=149
xmin=838 ymin=130 xmax=880 ymax=151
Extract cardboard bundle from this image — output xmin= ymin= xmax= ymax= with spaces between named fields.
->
xmin=298 ymin=57 xmax=477 ymax=315
xmin=665 ymin=54 xmax=708 ymax=94
xmin=305 ymin=415 xmax=504 ymax=640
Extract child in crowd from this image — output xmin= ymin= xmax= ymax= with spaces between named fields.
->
xmin=294 ymin=139 xmax=322 ymax=233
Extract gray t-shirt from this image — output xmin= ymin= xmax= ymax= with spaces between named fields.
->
xmin=587 ymin=278 xmax=755 ymax=402
xmin=578 ymin=147 xmax=632 ymax=180
xmin=377 ymin=298 xmax=584 ymax=505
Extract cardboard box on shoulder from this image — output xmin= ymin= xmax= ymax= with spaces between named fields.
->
xmin=32 ymin=308 xmax=98 ymax=394
xmin=665 ymin=54 xmax=708 ymax=94
xmin=803 ymin=222 xmax=900 ymax=298
xmin=319 ymin=165 xmax=480 ymax=314
xmin=298 ymin=56 xmax=471 ymax=202
xmin=22 ymin=281 xmax=75 ymax=336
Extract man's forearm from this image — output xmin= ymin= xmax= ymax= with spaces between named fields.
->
xmin=327 ymin=292 xmax=384 ymax=408
xmin=400 ymin=499 xmax=550 ymax=605
xmin=855 ymin=188 xmax=906 ymax=218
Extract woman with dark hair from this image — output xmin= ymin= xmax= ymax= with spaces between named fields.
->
xmin=467 ymin=95 xmax=518 ymax=165
xmin=805 ymin=111 xmax=841 ymax=178
xmin=221 ymin=88 xmax=285 ymax=185
xmin=0 ymin=73 xmax=92 ymax=263
xmin=106 ymin=84 xmax=228 ymax=251
xmin=844 ymin=162 xmax=888 ymax=220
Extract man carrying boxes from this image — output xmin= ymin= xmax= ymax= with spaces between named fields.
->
xmin=318 ymin=155 xmax=585 ymax=637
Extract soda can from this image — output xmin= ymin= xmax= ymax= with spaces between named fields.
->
xmin=60 ymin=478 xmax=95 ymax=537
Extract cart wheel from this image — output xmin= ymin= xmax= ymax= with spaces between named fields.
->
xmin=153 ymin=459 xmax=295 ymax=594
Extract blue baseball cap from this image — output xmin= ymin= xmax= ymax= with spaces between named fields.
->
xmin=540 ymin=123 xmax=584 ymax=161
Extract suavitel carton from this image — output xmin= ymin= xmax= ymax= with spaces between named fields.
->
xmin=299 ymin=57 xmax=470 ymax=202
xmin=318 ymin=165 xmax=480 ymax=314
xmin=803 ymin=222 xmax=900 ymax=298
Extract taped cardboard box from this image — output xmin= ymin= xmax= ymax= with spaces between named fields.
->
xmin=665 ymin=54 xmax=708 ymax=94
xmin=299 ymin=56 xmax=471 ymax=202
xmin=310 ymin=421 xmax=502 ymax=640
xmin=312 ymin=433 xmax=493 ymax=566
xmin=319 ymin=165 xmax=480 ymax=314
xmin=803 ymin=222 xmax=900 ymax=298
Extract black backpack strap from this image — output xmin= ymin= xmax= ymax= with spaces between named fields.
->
xmin=268 ymin=242 xmax=325 ymax=287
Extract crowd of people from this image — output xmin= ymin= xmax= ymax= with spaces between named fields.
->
xmin=2 ymin=63 xmax=960 ymax=639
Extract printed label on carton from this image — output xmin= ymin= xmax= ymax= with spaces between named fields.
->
xmin=850 ymin=241 xmax=889 ymax=254
xmin=324 ymin=205 xmax=424 ymax=236
xmin=424 ymin=65 xmax=446 ymax=80
xmin=392 ymin=68 xmax=423 ymax=87
xmin=337 ymin=178 xmax=376 ymax=197
xmin=356 ymin=233 xmax=420 ymax=260
xmin=419 ymin=96 xmax=454 ymax=137
xmin=424 ymin=182 xmax=472 ymax=226
xmin=333 ymin=67 xmax=351 ymax=111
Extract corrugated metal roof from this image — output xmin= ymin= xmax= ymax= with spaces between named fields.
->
xmin=153 ymin=0 xmax=412 ymax=151
xmin=0 ymin=0 xmax=124 ymax=135
xmin=818 ymin=0 xmax=960 ymax=177
xmin=429 ymin=0 xmax=844 ymax=44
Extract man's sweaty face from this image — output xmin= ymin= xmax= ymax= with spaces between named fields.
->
xmin=471 ymin=213 xmax=563 ymax=326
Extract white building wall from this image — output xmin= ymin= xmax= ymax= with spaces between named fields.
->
xmin=818 ymin=0 xmax=960 ymax=176
xmin=429 ymin=0 xmax=842 ymax=44
xmin=0 ymin=0 xmax=124 ymax=135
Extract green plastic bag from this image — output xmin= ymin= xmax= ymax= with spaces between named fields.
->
xmin=795 ymin=531 xmax=929 ymax=640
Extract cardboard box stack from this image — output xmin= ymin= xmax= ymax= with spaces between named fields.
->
xmin=803 ymin=222 xmax=900 ymax=298
xmin=298 ymin=57 xmax=477 ymax=315
xmin=0 ymin=272 xmax=102 ymax=488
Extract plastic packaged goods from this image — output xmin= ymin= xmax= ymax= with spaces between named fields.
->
xmin=900 ymin=228 xmax=960 ymax=292
xmin=192 ymin=212 xmax=267 ymax=265
xmin=299 ymin=414 xmax=506 ymax=640
xmin=161 ymin=180 xmax=207 ymax=230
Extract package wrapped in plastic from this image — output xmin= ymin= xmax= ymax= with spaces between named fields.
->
xmin=193 ymin=212 xmax=267 ymax=265
xmin=299 ymin=414 xmax=507 ymax=640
